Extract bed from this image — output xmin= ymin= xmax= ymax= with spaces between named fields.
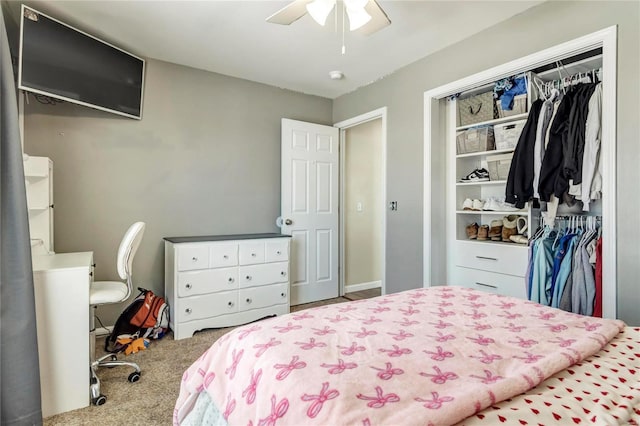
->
xmin=173 ymin=286 xmax=640 ymax=425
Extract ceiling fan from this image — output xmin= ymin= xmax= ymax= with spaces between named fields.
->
xmin=266 ymin=0 xmax=391 ymax=36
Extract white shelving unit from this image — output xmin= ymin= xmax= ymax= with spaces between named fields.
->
xmin=446 ymin=76 xmax=535 ymax=299
xmin=24 ymin=156 xmax=54 ymax=255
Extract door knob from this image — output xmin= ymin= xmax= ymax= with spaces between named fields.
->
xmin=284 ymin=218 xmax=293 ymax=225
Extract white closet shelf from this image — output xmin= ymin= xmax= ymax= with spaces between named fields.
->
xmin=458 ymin=239 xmax=529 ymax=248
xmin=456 ymin=148 xmax=515 ymax=158
xmin=456 ymin=113 xmax=529 ymax=131
xmin=456 ymin=180 xmax=507 ymax=186
xmin=456 ymin=210 xmax=528 ymax=215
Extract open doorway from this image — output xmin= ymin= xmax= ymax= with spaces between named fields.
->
xmin=336 ymin=107 xmax=387 ymax=297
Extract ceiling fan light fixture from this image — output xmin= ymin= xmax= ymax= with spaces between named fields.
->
xmin=306 ymin=0 xmax=336 ymax=26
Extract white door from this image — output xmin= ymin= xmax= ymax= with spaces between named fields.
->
xmin=281 ymin=118 xmax=339 ymax=305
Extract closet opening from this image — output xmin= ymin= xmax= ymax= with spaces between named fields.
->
xmin=423 ymin=27 xmax=617 ymax=319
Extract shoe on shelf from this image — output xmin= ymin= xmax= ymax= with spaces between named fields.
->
xmin=502 ymin=215 xmax=518 ymax=242
xmin=462 ymin=198 xmax=473 ymax=210
xmin=460 ymin=168 xmax=490 ymax=183
xmin=510 ymin=235 xmax=528 ymax=244
xmin=483 ymin=197 xmax=497 ymax=211
xmin=471 ymin=199 xmax=484 ymax=211
xmin=488 ymin=219 xmax=503 ymax=241
xmin=492 ymin=197 xmax=521 ymax=212
xmin=477 ymin=225 xmax=490 ymax=241
xmin=466 ymin=222 xmax=479 ymax=239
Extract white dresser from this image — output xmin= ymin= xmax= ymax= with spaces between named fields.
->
xmin=164 ymin=233 xmax=291 ymax=340
xmin=449 ymin=241 xmax=528 ymax=299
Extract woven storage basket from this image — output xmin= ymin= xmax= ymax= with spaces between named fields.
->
xmin=486 ymin=153 xmax=513 ymax=181
xmin=494 ymin=119 xmax=526 ymax=150
xmin=458 ymin=91 xmax=496 ymax=126
xmin=496 ymin=94 xmax=527 ymax=118
xmin=456 ymin=125 xmax=495 ymax=155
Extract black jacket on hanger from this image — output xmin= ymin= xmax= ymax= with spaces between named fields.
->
xmin=538 ymin=92 xmax=573 ymax=202
xmin=565 ymin=83 xmax=598 ymax=186
xmin=505 ymin=99 xmax=544 ymax=208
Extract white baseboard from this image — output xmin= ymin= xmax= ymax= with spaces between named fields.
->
xmin=345 ymin=280 xmax=381 ymax=294
xmin=95 ymin=325 xmax=114 ymax=337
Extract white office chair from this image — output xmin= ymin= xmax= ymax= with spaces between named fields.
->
xmin=89 ymin=222 xmax=145 ymax=406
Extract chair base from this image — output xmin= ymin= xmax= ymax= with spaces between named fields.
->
xmin=90 ymin=353 xmax=141 ymax=405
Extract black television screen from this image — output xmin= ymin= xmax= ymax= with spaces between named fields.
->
xmin=18 ymin=5 xmax=145 ymax=119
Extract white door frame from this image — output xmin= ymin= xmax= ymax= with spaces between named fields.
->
xmin=423 ymin=26 xmax=617 ymax=318
xmin=335 ymin=107 xmax=388 ymax=296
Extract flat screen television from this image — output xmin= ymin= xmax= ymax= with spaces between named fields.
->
xmin=18 ymin=5 xmax=145 ymax=119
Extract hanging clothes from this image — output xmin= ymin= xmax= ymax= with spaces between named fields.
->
xmin=550 ymin=230 xmax=577 ymax=308
xmin=532 ymin=96 xmax=557 ymax=199
xmin=581 ymin=83 xmax=603 ymax=211
xmin=530 ymin=227 xmax=556 ymax=305
xmin=564 ymin=84 xmax=598 ymax=206
xmin=505 ymin=100 xmax=544 ymax=208
xmin=527 ymin=217 xmax=601 ymax=317
xmin=571 ymin=228 xmax=597 ymax=316
xmin=593 ymin=236 xmax=603 ymax=317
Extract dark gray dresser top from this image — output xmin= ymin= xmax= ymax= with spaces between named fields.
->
xmin=163 ymin=233 xmax=290 ymax=244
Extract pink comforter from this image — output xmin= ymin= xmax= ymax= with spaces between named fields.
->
xmin=174 ymin=286 xmax=624 ymax=426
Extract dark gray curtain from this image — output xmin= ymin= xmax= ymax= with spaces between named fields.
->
xmin=0 ymin=7 xmax=43 ymax=426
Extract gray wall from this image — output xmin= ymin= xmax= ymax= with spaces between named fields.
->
xmin=24 ymin=59 xmax=332 ymax=324
xmin=333 ymin=1 xmax=640 ymax=325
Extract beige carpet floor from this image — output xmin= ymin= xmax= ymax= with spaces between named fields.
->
xmin=43 ymin=296 xmax=353 ymax=426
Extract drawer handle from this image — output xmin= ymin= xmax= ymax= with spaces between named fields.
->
xmin=192 ymin=256 xmax=198 ymax=262
xmin=475 ymin=282 xmax=498 ymax=289
xmin=276 ymin=250 xmax=281 ymax=255
xmin=475 ymin=256 xmax=498 ymax=261
xmin=246 ymin=275 xmax=252 ymax=281
xmin=246 ymin=298 xmax=252 ymax=304
xmin=223 ymin=255 xmax=229 ymax=259
xmin=251 ymin=253 xmax=256 ymax=257
xmin=185 ymin=283 xmax=192 ymax=290
xmin=228 ymin=301 xmax=234 ymax=307
xmin=185 ymin=308 xmax=192 ymax=314
xmin=281 ymin=292 xmax=286 ymax=298
xmin=228 ymin=277 xmax=234 ymax=283
xmin=280 ymin=271 xmax=287 ymax=276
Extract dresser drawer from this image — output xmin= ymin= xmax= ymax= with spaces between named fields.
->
xmin=177 ymin=267 xmax=238 ymax=297
xmin=238 ymin=262 xmax=288 ymax=288
xmin=451 ymin=266 xmax=527 ymax=299
xmin=454 ymin=241 xmax=527 ymax=277
xmin=177 ymin=245 xmax=209 ymax=271
xmin=239 ymin=283 xmax=289 ymax=311
xmin=210 ymin=243 xmax=238 ymax=268
xmin=239 ymin=241 xmax=265 ymax=265
xmin=265 ymin=239 xmax=289 ymax=262
xmin=177 ymin=290 xmax=238 ymax=323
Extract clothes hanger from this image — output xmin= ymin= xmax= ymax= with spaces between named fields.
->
xmin=534 ymin=77 xmax=547 ymax=101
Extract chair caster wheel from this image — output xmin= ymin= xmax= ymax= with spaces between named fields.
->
xmin=92 ymin=395 xmax=107 ymax=406
xmin=128 ymin=372 xmax=141 ymax=383
xmin=107 ymin=354 xmax=117 ymax=367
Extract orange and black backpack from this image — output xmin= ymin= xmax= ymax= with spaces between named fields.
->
xmin=104 ymin=288 xmax=169 ymax=353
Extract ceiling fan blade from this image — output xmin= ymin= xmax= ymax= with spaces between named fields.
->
xmin=266 ymin=0 xmax=314 ymax=25
xmin=358 ymin=0 xmax=391 ymax=36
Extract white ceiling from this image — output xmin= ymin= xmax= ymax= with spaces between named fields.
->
xmin=19 ymin=1 xmax=543 ymax=99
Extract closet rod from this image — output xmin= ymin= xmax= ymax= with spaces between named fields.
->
xmin=553 ymin=215 xmax=602 ymax=219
